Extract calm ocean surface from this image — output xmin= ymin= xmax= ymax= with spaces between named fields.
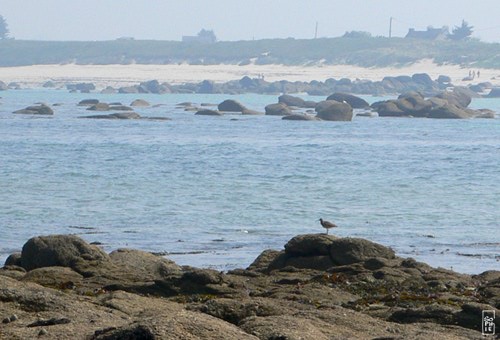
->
xmin=0 ymin=89 xmax=499 ymax=274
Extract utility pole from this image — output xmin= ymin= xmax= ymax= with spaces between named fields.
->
xmin=389 ymin=17 xmax=393 ymax=38
xmin=314 ymin=21 xmax=318 ymax=39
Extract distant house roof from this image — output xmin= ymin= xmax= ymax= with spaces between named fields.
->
xmin=182 ymin=29 xmax=217 ymax=44
xmin=405 ymin=26 xmax=449 ymax=40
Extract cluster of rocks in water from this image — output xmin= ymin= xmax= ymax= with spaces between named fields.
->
xmin=8 ymin=75 xmax=498 ymax=121
xmin=187 ymin=88 xmax=493 ymax=120
xmin=14 ymin=91 xmax=494 ymax=122
xmin=11 ymin=98 xmax=171 ymax=121
xmin=1 ymin=233 xmax=498 ymax=339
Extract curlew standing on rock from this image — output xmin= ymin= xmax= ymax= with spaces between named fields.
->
xmin=319 ymin=218 xmax=338 ymax=235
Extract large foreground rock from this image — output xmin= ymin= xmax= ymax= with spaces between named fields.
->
xmin=1 ymin=233 xmax=497 ymax=339
xmin=284 ymin=234 xmax=337 ymax=256
xmin=329 ymin=237 xmax=396 ymax=265
xmin=20 ymin=235 xmax=109 ymax=271
xmin=108 ymin=248 xmax=182 ymax=281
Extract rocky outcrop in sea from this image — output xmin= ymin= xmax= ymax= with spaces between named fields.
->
xmin=372 ymin=88 xmax=495 ymax=119
xmin=1 ymin=233 xmax=498 ymax=339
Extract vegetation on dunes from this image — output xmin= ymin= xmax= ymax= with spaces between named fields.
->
xmin=0 ymin=36 xmax=499 ymax=68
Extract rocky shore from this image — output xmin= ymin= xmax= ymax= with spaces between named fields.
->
xmin=2 ymin=72 xmax=500 ymax=99
xmin=1 ymin=233 xmax=498 ymax=339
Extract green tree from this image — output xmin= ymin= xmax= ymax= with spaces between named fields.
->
xmin=342 ymin=31 xmax=372 ymax=38
xmin=197 ymin=29 xmax=217 ymax=43
xmin=0 ymin=15 xmax=9 ymax=39
xmin=449 ymin=20 xmax=473 ymax=41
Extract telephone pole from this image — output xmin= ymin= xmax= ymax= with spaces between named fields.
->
xmin=389 ymin=17 xmax=393 ymax=38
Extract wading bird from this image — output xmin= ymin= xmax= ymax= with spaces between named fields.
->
xmin=319 ymin=218 xmax=338 ymax=234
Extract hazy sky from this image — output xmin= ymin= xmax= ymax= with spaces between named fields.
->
xmin=1 ymin=0 xmax=500 ymax=42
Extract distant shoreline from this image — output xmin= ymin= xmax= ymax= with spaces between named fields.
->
xmin=1 ymin=60 xmax=499 ymax=89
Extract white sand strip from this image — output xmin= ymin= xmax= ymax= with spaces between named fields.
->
xmin=0 ymin=59 xmax=499 ymax=88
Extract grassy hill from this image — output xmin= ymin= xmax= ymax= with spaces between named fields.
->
xmin=0 ymin=37 xmax=499 ymax=68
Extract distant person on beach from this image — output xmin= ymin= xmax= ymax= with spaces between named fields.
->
xmin=472 ymin=70 xmax=476 ymax=79
xmin=477 ymin=70 xmax=480 ymax=78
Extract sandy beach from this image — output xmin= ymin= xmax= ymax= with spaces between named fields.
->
xmin=1 ymin=59 xmax=499 ymax=89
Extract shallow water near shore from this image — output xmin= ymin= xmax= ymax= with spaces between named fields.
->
xmin=0 ymin=89 xmax=499 ymax=274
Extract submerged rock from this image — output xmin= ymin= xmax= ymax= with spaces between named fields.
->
xmin=78 ymin=99 xmax=99 ymax=106
xmin=195 ymin=109 xmax=223 ymax=116
xmin=282 ymin=114 xmax=319 ymax=121
xmin=13 ymin=104 xmax=54 ymax=115
xmin=87 ymin=103 xmax=110 ymax=111
xmin=80 ymin=112 xmax=141 ymax=119
xmin=130 ymin=99 xmax=150 ymax=107
xmin=242 ymin=109 xmax=264 ymax=115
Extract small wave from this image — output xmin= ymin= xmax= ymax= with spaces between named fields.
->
xmin=466 ymin=242 xmax=500 ymax=247
xmin=68 ymin=225 xmax=97 ymax=230
xmin=456 ymin=252 xmax=498 ymax=259
xmin=74 ymin=231 xmax=106 ymax=235
xmin=166 ymin=250 xmax=209 ymax=255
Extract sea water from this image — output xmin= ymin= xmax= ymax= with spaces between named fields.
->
xmin=0 ymin=89 xmax=498 ymax=274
